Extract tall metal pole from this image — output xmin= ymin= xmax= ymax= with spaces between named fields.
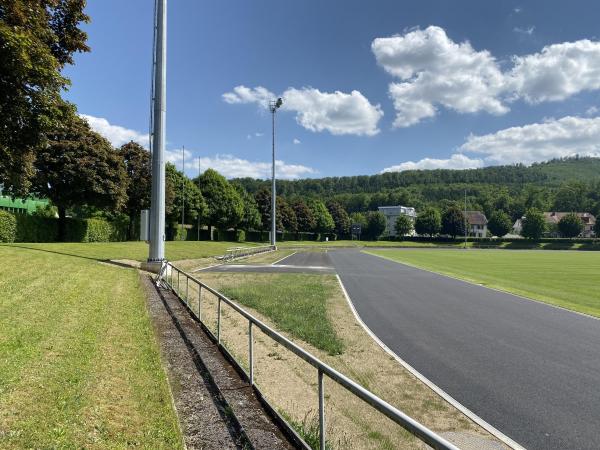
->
xmin=148 ymin=0 xmax=167 ymax=263
xmin=181 ymin=145 xmax=185 ymax=240
xmin=464 ymin=189 xmax=468 ymax=249
xmin=197 ymin=156 xmax=201 ymax=241
xmin=271 ymin=108 xmax=276 ymax=247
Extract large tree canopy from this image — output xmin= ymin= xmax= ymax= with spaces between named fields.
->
xmin=119 ymin=141 xmax=151 ymax=239
xmin=197 ymin=169 xmax=243 ymax=231
xmin=33 ymin=112 xmax=126 ymax=240
xmin=165 ymin=162 xmax=206 ymax=229
xmin=0 ymin=0 xmax=89 ymax=195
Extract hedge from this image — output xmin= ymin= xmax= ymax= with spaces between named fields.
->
xmin=0 ymin=211 xmax=17 ymax=243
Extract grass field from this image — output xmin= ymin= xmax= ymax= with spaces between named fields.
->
xmin=368 ymin=249 xmax=600 ymax=317
xmin=2 ymin=240 xmax=255 ymax=262
xmin=204 ymin=273 xmax=345 ymax=355
xmin=0 ymin=245 xmax=182 ymax=448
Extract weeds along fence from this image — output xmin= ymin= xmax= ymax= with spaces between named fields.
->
xmin=220 ymin=245 xmax=276 ymax=261
xmin=159 ymin=262 xmax=458 ymax=450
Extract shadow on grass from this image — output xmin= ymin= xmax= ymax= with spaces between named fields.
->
xmin=2 ymin=244 xmax=111 ymax=263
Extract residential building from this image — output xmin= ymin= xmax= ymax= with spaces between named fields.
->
xmin=465 ymin=211 xmax=488 ymax=238
xmin=513 ymin=212 xmax=596 ymax=238
xmin=378 ymin=205 xmax=417 ymax=237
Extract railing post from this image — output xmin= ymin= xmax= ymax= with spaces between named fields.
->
xmin=198 ymin=285 xmax=202 ymax=321
xmin=249 ymin=321 xmax=254 ymax=385
xmin=186 ymin=276 xmax=189 ymax=303
xmin=177 ymin=270 xmax=180 ymax=294
xmin=217 ymin=297 xmax=222 ymax=344
xmin=318 ymin=369 xmax=325 ymax=450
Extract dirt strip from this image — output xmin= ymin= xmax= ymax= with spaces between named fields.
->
xmin=141 ymin=273 xmax=295 ymax=450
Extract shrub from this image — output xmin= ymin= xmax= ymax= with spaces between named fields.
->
xmin=521 ymin=209 xmax=546 ymax=239
xmin=0 ymin=211 xmax=17 ymax=243
xmin=15 ymin=214 xmax=58 ymax=242
xmin=84 ymin=218 xmax=114 ymax=242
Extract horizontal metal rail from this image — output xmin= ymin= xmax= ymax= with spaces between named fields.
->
xmin=161 ymin=261 xmax=459 ymax=450
xmin=222 ymin=245 xmax=276 ymax=261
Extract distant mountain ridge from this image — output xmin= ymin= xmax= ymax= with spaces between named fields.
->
xmin=234 ymin=157 xmax=600 ymax=196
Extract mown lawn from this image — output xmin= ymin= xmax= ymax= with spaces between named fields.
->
xmin=203 ymin=273 xmax=344 ymax=355
xmin=3 ymin=240 xmax=256 ymax=262
xmin=368 ymin=249 xmax=600 ymax=317
xmin=0 ymin=245 xmax=182 ymax=448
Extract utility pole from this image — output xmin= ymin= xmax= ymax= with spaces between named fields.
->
xmin=269 ymin=98 xmax=283 ymax=247
xmin=181 ymin=145 xmax=185 ymax=240
xmin=148 ymin=0 xmax=167 ymax=265
xmin=197 ymin=156 xmax=201 ymax=241
xmin=464 ymin=189 xmax=468 ymax=249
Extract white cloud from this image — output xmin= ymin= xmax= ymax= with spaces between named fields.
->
xmin=223 ymin=85 xmax=383 ymax=136
xmin=382 ymin=153 xmax=483 ymax=173
xmin=293 ymin=138 xmax=301 ymax=144
xmin=372 ymin=27 xmax=600 ymax=127
xmin=460 ymin=116 xmax=600 ymax=165
xmin=165 ymin=150 xmax=315 ymax=180
xmin=586 ymin=106 xmax=599 ymax=116
xmin=80 ymin=114 xmax=149 ymax=147
xmin=197 ymin=154 xmax=316 ymax=180
xmin=221 ymin=86 xmax=275 ymax=107
xmin=372 ymin=26 xmax=508 ymax=127
xmin=255 ymin=132 xmax=264 ymax=137
xmin=508 ymin=39 xmax=600 ymax=103
xmin=513 ymin=26 xmax=535 ymax=36
xmin=282 ymin=87 xmax=383 ymax=136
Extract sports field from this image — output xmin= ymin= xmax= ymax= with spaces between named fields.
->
xmin=368 ymin=249 xmax=600 ymax=317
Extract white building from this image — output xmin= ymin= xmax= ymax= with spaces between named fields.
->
xmin=378 ymin=205 xmax=417 ymax=237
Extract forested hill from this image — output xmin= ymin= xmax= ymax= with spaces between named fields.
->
xmin=234 ymin=157 xmax=600 ymax=196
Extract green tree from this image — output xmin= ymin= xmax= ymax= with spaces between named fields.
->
xmin=395 ymin=214 xmax=413 ymax=237
xmin=254 ymin=188 xmax=282 ymax=231
xmin=442 ymin=206 xmax=466 ymax=238
xmin=119 ymin=141 xmax=151 ymax=240
xmin=278 ymin=196 xmax=298 ymax=232
xmin=234 ymin=185 xmax=261 ymax=231
xmin=197 ymin=169 xmax=243 ymax=235
xmin=415 ymin=207 xmax=441 ymax=237
xmin=291 ymin=199 xmax=316 ymax=232
xmin=165 ymin=163 xmax=207 ymax=233
xmin=365 ymin=211 xmax=386 ymax=240
xmin=595 ymin=218 xmax=600 ymax=237
xmin=326 ymin=200 xmax=351 ymax=237
xmin=521 ymin=209 xmax=546 ymax=239
xmin=553 ymin=181 xmax=591 ymax=212
xmin=488 ymin=210 xmax=512 ymax=237
xmin=558 ymin=213 xmax=584 ymax=238
xmin=309 ymin=200 xmax=334 ymax=233
xmin=0 ymin=1 xmax=89 ymax=195
xmin=33 ymin=113 xmax=127 ymax=241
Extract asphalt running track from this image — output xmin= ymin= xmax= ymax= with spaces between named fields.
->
xmin=199 ymin=251 xmax=335 ymax=274
xmin=328 ymin=249 xmax=600 ymax=450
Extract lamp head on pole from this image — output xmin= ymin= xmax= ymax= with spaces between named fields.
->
xmin=269 ymin=97 xmax=283 ymax=113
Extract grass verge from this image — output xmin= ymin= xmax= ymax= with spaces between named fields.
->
xmin=367 ymin=249 xmax=600 ymax=317
xmin=2 ymin=241 xmax=256 ymax=262
xmin=0 ymin=246 xmax=182 ymax=448
xmin=211 ymin=273 xmax=344 ymax=355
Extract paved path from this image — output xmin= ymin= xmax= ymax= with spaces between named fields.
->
xmin=199 ymin=251 xmax=335 ymax=274
xmin=329 ymin=250 xmax=600 ymax=450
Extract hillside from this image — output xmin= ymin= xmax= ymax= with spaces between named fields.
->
xmin=234 ymin=157 xmax=600 ymax=197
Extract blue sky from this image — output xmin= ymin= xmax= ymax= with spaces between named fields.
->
xmin=65 ymin=0 xmax=600 ymax=179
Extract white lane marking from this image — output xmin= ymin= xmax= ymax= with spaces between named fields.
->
xmin=192 ymin=263 xmax=224 ymax=272
xmin=271 ymin=251 xmax=297 ymax=266
xmin=365 ymin=250 xmax=600 ymax=322
xmin=335 ymin=274 xmax=525 ymax=450
xmin=206 ymin=264 xmax=333 ymax=271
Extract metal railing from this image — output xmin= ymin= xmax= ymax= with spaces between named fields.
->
xmin=221 ymin=245 xmax=276 ymax=262
xmin=159 ymin=261 xmax=459 ymax=450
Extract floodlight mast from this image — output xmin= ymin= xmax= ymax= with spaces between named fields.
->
xmin=269 ymin=98 xmax=283 ymax=247
xmin=148 ymin=0 xmax=167 ymax=263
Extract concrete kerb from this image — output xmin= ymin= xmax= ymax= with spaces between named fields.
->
xmin=334 ymin=273 xmax=526 ymax=450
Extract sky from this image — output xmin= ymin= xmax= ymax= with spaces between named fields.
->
xmin=64 ymin=0 xmax=600 ymax=180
